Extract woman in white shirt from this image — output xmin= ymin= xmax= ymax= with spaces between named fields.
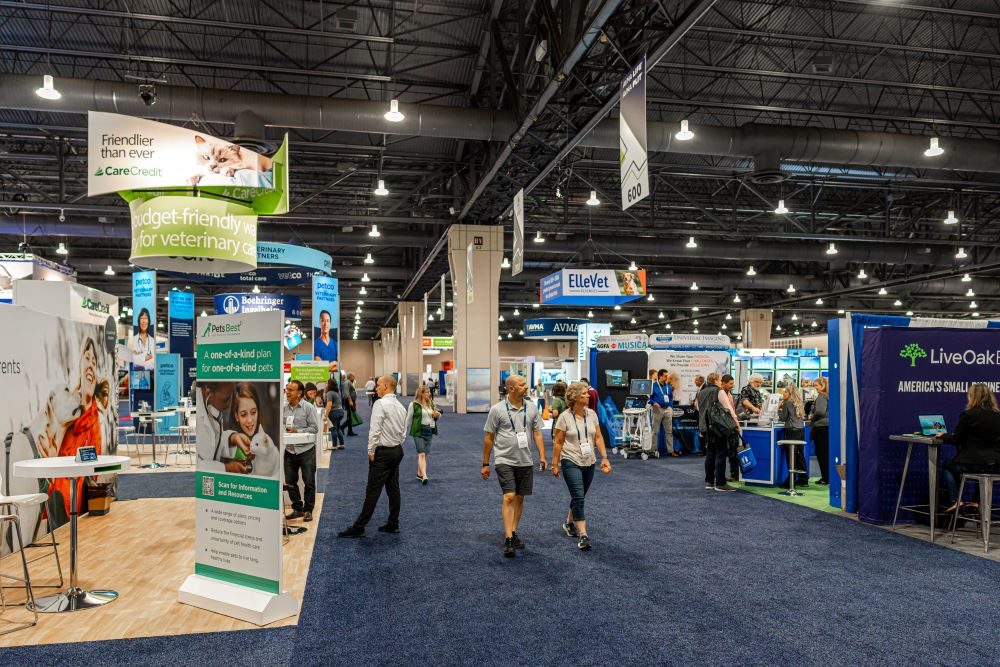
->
xmin=551 ymin=381 xmax=612 ymax=551
xmin=404 ymin=386 xmax=440 ymax=484
xmin=130 ymin=308 xmax=155 ymax=369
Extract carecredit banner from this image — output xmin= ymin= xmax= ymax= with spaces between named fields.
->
xmin=523 ymin=317 xmax=588 ymax=339
xmin=540 ymin=268 xmax=646 ymax=306
xmin=214 ymin=293 xmax=302 ymax=320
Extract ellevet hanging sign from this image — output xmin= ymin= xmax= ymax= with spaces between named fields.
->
xmin=540 ymin=268 xmax=646 ymax=306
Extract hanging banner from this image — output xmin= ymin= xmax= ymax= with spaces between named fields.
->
xmin=422 ymin=336 xmax=455 ymax=349
xmin=620 ymin=55 xmax=648 ymax=210
xmin=512 ymin=188 xmax=525 ymax=276
xmin=182 ymin=310 xmax=294 ymax=624
xmin=523 ymin=317 xmax=589 ymax=339
xmin=440 ymin=274 xmax=446 ymax=319
xmin=154 ymin=353 xmax=181 ymax=433
xmin=131 ymin=270 xmax=157 ymax=370
xmin=466 ymin=242 xmax=474 ymax=304
xmin=168 ymin=290 xmax=195 ymax=358
xmin=213 ymin=293 xmax=302 ymax=319
xmin=577 ymin=322 xmax=612 ymax=361
xmin=540 ymin=268 xmax=646 ymax=306
xmin=256 ymin=243 xmax=332 ymax=273
xmin=312 ymin=275 xmax=339 ymax=364
xmin=164 ymin=267 xmax=312 ymax=286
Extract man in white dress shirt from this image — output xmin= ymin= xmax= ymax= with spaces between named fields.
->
xmin=338 ymin=375 xmax=407 ymax=537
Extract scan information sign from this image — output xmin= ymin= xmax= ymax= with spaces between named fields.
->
xmin=192 ymin=310 xmax=283 ymax=595
xmin=540 ymin=268 xmax=646 ymax=306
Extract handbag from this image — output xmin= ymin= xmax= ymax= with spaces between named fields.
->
xmin=542 ymin=406 xmax=551 ymax=421
xmin=736 ymin=435 xmax=756 ymax=473
xmin=350 ymin=410 xmax=364 ymax=427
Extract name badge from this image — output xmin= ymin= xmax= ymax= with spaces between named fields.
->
xmin=579 ymin=439 xmax=593 ymax=458
xmin=285 ymin=416 xmax=295 ymax=429
xmin=516 ymin=432 xmax=529 ymax=450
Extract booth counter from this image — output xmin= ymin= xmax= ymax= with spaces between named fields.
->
xmin=739 ymin=423 xmax=813 ymax=487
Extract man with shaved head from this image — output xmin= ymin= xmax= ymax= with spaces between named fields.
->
xmin=338 ymin=375 xmax=408 ymax=538
xmin=482 ymin=374 xmax=548 ymax=558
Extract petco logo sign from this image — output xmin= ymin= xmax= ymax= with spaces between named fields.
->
xmin=595 ymin=334 xmax=648 ymax=352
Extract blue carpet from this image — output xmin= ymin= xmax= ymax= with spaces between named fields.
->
xmin=5 ymin=400 xmax=1000 ymax=666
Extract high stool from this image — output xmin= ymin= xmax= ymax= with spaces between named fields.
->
xmin=777 ymin=440 xmax=807 ymax=497
xmin=949 ymin=473 xmax=1000 ymax=553
xmin=117 ymin=425 xmax=140 ymax=465
xmin=0 ymin=479 xmax=47 ymax=635
xmin=0 ymin=481 xmax=62 ymax=596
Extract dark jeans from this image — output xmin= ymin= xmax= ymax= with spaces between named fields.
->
xmin=353 ymin=445 xmax=404 ymax=529
xmin=942 ymin=458 xmax=1000 ymax=504
xmin=368 ymin=392 xmax=376 ymax=407
xmin=329 ymin=409 xmax=345 ymax=447
xmin=704 ymin=432 xmax=729 ymax=486
xmin=812 ymin=425 xmax=830 ymax=482
xmin=561 ymin=459 xmax=595 ymax=521
xmin=284 ymin=446 xmax=317 ymax=512
xmin=343 ymin=403 xmax=357 ymax=434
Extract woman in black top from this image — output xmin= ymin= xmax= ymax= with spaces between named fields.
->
xmin=938 ymin=383 xmax=1000 ymax=512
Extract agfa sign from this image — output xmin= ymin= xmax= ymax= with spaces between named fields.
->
xmin=595 ymin=334 xmax=648 ymax=352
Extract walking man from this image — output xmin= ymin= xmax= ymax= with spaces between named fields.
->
xmin=342 ymin=372 xmax=359 ymax=436
xmin=283 ymin=380 xmax=320 ymax=522
xmin=338 ymin=375 xmax=407 ymax=537
xmin=482 ymin=375 xmax=548 ymax=558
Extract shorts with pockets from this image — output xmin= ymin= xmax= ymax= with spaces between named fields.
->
xmin=495 ymin=463 xmax=533 ymax=496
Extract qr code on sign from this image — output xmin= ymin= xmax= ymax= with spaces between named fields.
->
xmin=201 ymin=476 xmax=215 ymax=497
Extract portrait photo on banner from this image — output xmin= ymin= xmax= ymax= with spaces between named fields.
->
xmin=0 ymin=308 xmax=117 ymax=552
xmin=312 ymin=275 xmax=339 ymax=364
xmin=196 ymin=380 xmax=281 ymax=479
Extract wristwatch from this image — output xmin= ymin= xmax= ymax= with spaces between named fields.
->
xmin=482 ymin=462 xmax=490 ymax=467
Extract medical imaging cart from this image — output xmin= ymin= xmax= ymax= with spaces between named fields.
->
xmin=612 ymin=379 xmax=657 ymax=460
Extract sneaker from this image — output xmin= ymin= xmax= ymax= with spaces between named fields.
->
xmin=562 ymin=522 xmax=579 ymax=538
xmin=421 ymin=476 xmax=428 ymax=485
xmin=337 ymin=526 xmax=365 ymax=538
xmin=511 ymin=531 xmax=525 ymax=549
xmin=377 ymin=524 xmax=400 ymax=533
xmin=704 ymin=482 xmax=714 ymax=489
xmin=577 ymin=535 xmax=592 ymax=551
xmin=337 ymin=444 xmax=346 ymax=450
xmin=714 ymin=483 xmax=737 ymax=492
xmin=503 ymin=537 xmax=516 ymax=558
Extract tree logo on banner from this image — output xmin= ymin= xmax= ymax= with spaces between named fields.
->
xmin=899 ymin=342 xmax=928 ymax=367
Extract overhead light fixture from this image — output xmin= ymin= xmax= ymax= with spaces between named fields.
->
xmin=518 ymin=329 xmax=524 ymax=335
xmin=786 ymin=283 xmax=795 ymax=293
xmin=815 ymin=298 xmax=824 ymax=305
xmin=586 ymin=190 xmax=600 ymax=206
xmin=252 ymin=284 xmax=261 ymax=294
xmin=104 ymin=265 xmax=115 ymax=276
xmin=533 ymin=230 xmax=545 ymax=243
xmin=613 ymin=304 xmax=621 ymax=311
xmin=56 ymin=242 xmax=68 ymax=255
xmin=500 ymin=256 xmax=511 ymax=269
xmin=498 ymin=314 xmax=504 ymax=321
xmin=776 ymin=325 xmax=782 ymax=331
xmin=628 ymin=259 xmax=638 ymax=271
xmin=384 ymin=98 xmax=404 ymax=122
xmin=647 ymin=293 xmax=654 ymax=302
xmin=721 ymin=324 xmax=727 ymax=330
xmin=200 ymin=310 xmax=207 ymax=317
xmin=746 ymin=265 xmax=756 ymax=276
xmin=906 ymin=310 xmax=914 ymax=316
xmin=794 ymin=329 xmax=800 ymax=336
xmin=692 ymin=319 xmax=699 ymax=325
xmin=733 ymin=294 xmax=741 ymax=303
xmin=36 ymin=74 xmax=62 ymax=100
xmin=693 ymin=328 xmax=699 ymax=334
xmin=658 ymin=311 xmax=664 ymax=319
xmin=665 ymin=323 xmax=671 ymax=329
xmin=359 ymin=285 xmax=368 ymax=295
xmin=630 ymin=316 xmax=637 ymax=324
xmin=675 ymin=119 xmax=694 ymax=141
xmin=961 ymin=273 xmax=972 ymax=282
xmin=555 ymin=186 xmax=562 ymax=199
xmin=587 ymin=310 xmax=594 ymax=318
xmin=690 ymin=281 xmax=699 ymax=291
xmin=858 ymin=267 xmax=868 ymax=280
xmin=369 ymin=224 xmax=381 ymax=237
xmin=811 ymin=321 xmax=818 ymax=328
xmin=355 ymin=306 xmax=363 ymax=313
xmin=507 ymin=332 xmax=513 ymax=339
xmin=877 ymin=287 xmax=888 ymax=296
xmin=725 ymin=313 xmax=732 ymax=320
xmin=966 ymin=288 xmax=975 ymax=297
xmin=686 ymin=236 xmax=698 ymax=249
xmin=970 ymin=301 xmax=978 ymax=309
xmin=924 ymin=136 xmax=944 ymax=157
xmin=447 ymin=301 xmax=453 ymax=307
xmin=955 ymin=247 xmax=968 ymax=259
xmin=826 ymin=242 xmax=838 ymax=255
xmin=692 ymin=306 xmax=700 ymax=312
xmin=944 ymin=210 xmax=959 ymax=225
xmin=774 ymin=199 xmax=789 ymax=215
xmin=364 ymin=253 xmax=375 ymax=265
xmin=837 ymin=309 xmax=845 ymax=314
xmin=513 ymin=307 xmax=520 ymax=316
xmin=532 ymin=303 xmax=539 ymax=308
xmin=374 ymin=179 xmax=389 ymax=196
xmin=157 ymin=321 xmax=164 ymax=329
xmin=893 ymin=299 xmax=903 ymax=307
xmin=791 ymin=313 xmax=799 ymax=321
xmin=973 ymin=312 xmax=980 ymax=318
xmin=361 ymin=272 xmax=371 ymax=282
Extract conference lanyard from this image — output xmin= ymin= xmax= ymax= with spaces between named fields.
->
xmin=574 ymin=410 xmax=594 ymax=459
xmin=505 ymin=400 xmax=529 ymax=450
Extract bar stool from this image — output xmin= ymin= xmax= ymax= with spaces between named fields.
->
xmin=777 ymin=440 xmax=807 ymax=497
xmin=949 ymin=473 xmax=1000 ymax=553
xmin=0 ymin=477 xmax=43 ymax=635
xmin=117 ymin=425 xmax=140 ymax=465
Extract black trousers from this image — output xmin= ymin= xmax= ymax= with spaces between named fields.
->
xmin=353 ymin=446 xmax=404 ymax=529
xmin=343 ymin=402 xmax=357 ymax=434
xmin=703 ymin=432 xmax=729 ymax=486
xmin=284 ymin=446 xmax=317 ymax=512
xmin=812 ymin=425 xmax=830 ymax=482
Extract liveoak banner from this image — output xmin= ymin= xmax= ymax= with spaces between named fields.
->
xmin=620 ymin=55 xmax=648 ymax=211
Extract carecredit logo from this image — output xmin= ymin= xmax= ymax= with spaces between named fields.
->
xmin=80 ymin=297 xmax=110 ymax=314
xmin=202 ymin=321 xmax=242 ymax=338
xmin=94 ymin=165 xmax=163 ymax=177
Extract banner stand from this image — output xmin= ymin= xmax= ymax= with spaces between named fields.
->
xmin=178 ymin=575 xmax=296 ymax=626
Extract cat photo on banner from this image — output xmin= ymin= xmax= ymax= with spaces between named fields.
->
xmin=190 ymin=135 xmax=275 ymax=189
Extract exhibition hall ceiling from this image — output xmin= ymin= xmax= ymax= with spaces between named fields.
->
xmin=2 ymin=0 xmax=999 ymax=339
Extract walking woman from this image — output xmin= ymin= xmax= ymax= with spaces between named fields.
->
xmin=779 ymin=383 xmax=808 ymax=487
xmin=325 ymin=377 xmax=345 ymax=450
xmin=810 ymin=377 xmax=830 ymax=484
xmin=405 ymin=385 xmax=440 ymax=484
xmin=551 ymin=381 xmax=612 ymax=551
xmin=549 ymin=381 xmax=568 ymax=419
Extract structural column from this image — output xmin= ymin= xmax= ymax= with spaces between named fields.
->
xmin=740 ymin=308 xmax=773 ymax=348
xmin=379 ymin=327 xmax=400 ymax=381
xmin=447 ymin=224 xmax=502 ymax=413
xmin=398 ymin=301 xmax=426 ymax=396
xmin=373 ymin=340 xmax=384 ymax=377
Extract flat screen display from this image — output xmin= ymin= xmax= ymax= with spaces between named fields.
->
xmin=605 ymin=370 xmax=630 ymax=388
xmin=131 ymin=369 xmax=152 ymax=391
xmin=629 ymin=379 xmax=652 ymax=395
xmin=799 ymin=356 xmax=821 ymax=370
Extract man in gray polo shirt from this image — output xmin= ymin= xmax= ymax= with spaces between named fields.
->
xmin=482 ymin=375 xmax=547 ymax=558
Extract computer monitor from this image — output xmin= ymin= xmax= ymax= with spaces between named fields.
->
xmin=919 ymin=415 xmax=947 ymax=436
xmin=624 ymin=396 xmax=648 ymax=410
xmin=629 ymin=379 xmax=652 ymax=396
xmin=605 ymin=370 xmax=630 ymax=388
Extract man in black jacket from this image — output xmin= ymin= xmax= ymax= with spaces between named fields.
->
xmin=697 ymin=373 xmax=721 ymax=489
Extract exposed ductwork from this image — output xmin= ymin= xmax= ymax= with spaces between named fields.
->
xmin=5 ymin=73 xmax=1000 ymax=174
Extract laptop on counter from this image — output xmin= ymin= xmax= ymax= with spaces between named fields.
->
xmin=919 ymin=415 xmax=947 ymax=436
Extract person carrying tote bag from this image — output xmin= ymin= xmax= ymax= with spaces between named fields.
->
xmin=405 ymin=386 xmax=440 ymax=484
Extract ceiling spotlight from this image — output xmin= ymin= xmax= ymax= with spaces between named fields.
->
xmin=200 ymin=310 xmax=207 ymax=317
xmin=513 ymin=307 xmax=520 ymax=316
xmin=692 ymin=319 xmax=699 ymax=325
xmin=924 ymin=136 xmax=944 ymax=157
xmin=973 ymin=312 xmax=980 ymax=317
xmin=519 ymin=329 xmax=524 ymax=335
xmin=157 ymin=321 xmax=164 ymax=329
xmin=555 ymin=186 xmax=562 ymax=199
xmin=944 ymin=210 xmax=959 ymax=225
xmin=858 ymin=267 xmax=868 ymax=280
xmin=686 ymin=236 xmax=698 ymax=249
xmin=613 ymin=304 xmax=621 ymax=311
xmin=252 ymin=284 xmax=261 ymax=294
xmin=725 ymin=313 xmax=732 ymax=320
xmin=658 ymin=311 xmax=664 ymax=319
xmin=693 ymin=328 xmax=699 ymax=334
xmin=498 ymin=314 xmax=504 ymax=321
xmin=970 ymin=301 xmax=978 ymax=309
xmin=690 ymin=281 xmax=699 ymax=291
xmin=966 ymin=288 xmax=975 ymax=297
xmin=586 ymin=190 xmax=600 ymax=206
xmin=532 ymin=303 xmax=539 ymax=308
xmin=692 ymin=306 xmax=700 ymax=312
xmin=369 ymin=224 xmax=381 ymax=237
xmin=384 ymin=98 xmax=405 ymax=122
xmin=746 ymin=266 xmax=756 ymax=277
xmin=893 ymin=299 xmax=903 ymax=306
xmin=774 ymin=199 xmax=789 ymax=215
xmin=374 ymin=179 xmax=389 ymax=196
xmin=533 ymin=230 xmax=545 ymax=243
xmin=665 ymin=323 xmax=671 ymax=329
xmin=906 ymin=310 xmax=914 ymax=316
xmin=811 ymin=321 xmax=818 ymax=328
xmin=721 ymin=323 xmax=728 ymax=330
xmin=776 ymin=325 xmax=782 ymax=331
xmin=825 ymin=242 xmax=838 ymax=255
xmin=587 ymin=310 xmax=594 ymax=318
xmin=630 ymin=316 xmax=637 ymax=324
xmin=628 ymin=260 xmax=638 ymax=271
xmin=955 ymin=247 xmax=968 ymax=259
xmin=507 ymin=332 xmax=513 ymax=339
xmin=837 ymin=309 xmax=845 ymax=314
xmin=355 ymin=306 xmax=363 ymax=313
xmin=786 ymin=283 xmax=795 ymax=293
xmin=447 ymin=301 xmax=454 ymax=307
xmin=791 ymin=313 xmax=799 ymax=321
xmin=815 ymin=298 xmax=824 ymax=305
xmin=675 ymin=119 xmax=694 ymax=141
xmin=36 ymin=74 xmax=62 ymax=100
xmin=364 ymin=253 xmax=375 ymax=265
xmin=501 ymin=256 xmax=511 ymax=269
xmin=56 ymin=242 xmax=68 ymax=255
xmin=733 ymin=294 xmax=741 ymax=303
xmin=878 ymin=287 xmax=888 ymax=296
xmin=104 ymin=265 xmax=115 ymax=276
xmin=961 ymin=273 xmax=972 ymax=282
xmin=361 ymin=273 xmax=371 ymax=282
xmin=647 ymin=293 xmax=654 ymax=302
xmin=359 ymin=286 xmax=368 ymax=295
xmin=794 ymin=329 xmax=800 ymax=336
xmin=449 ymin=206 xmax=456 ymax=216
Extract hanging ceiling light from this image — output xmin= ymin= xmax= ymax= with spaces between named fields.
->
xmin=369 ymin=224 xmax=381 ymax=237
xmin=361 ymin=272 xmax=371 ymax=282
xmin=498 ymin=314 xmax=504 ymax=321
xmin=838 ymin=309 xmax=845 ymax=314
xmin=858 ymin=267 xmax=868 ymax=280
xmin=647 ymin=293 xmax=654 ymax=302
xmin=924 ymin=136 xmax=944 ymax=157
xmin=774 ymin=199 xmax=789 ymax=215
xmin=613 ymin=304 xmax=621 ymax=311
xmin=428 ymin=314 xmax=435 ymax=321
xmin=252 ymin=284 xmax=261 ymax=294
xmin=56 ymin=241 xmax=68 ymax=255
xmin=364 ymin=253 xmax=375 ymax=265
xmin=955 ymin=247 xmax=968 ymax=259
xmin=906 ymin=310 xmax=914 ymax=316
xmin=944 ymin=210 xmax=959 ymax=225
xmin=970 ymin=301 xmax=979 ymax=309
xmin=826 ymin=242 xmax=838 ymax=255
xmin=555 ymin=186 xmax=562 ymax=199
xmin=811 ymin=321 xmax=818 ymax=328
xmin=533 ymin=230 xmax=545 ymax=243
xmin=628 ymin=259 xmax=638 ymax=271
xmin=374 ymin=179 xmax=389 ymax=196
xmin=693 ymin=328 xmax=699 ymax=333
xmin=961 ymin=273 xmax=972 ymax=282
xmin=104 ymin=265 xmax=115 ymax=276
xmin=500 ymin=256 xmax=511 ymax=269
xmin=815 ymin=297 xmax=824 ymax=305
xmin=692 ymin=306 xmax=700 ymax=312
xmin=630 ymin=316 xmax=637 ymax=324
xmin=685 ymin=236 xmax=698 ymax=249
xmin=665 ymin=323 xmax=671 ymax=329
xmin=893 ymin=299 xmax=903 ymax=306
xmin=36 ymin=74 xmax=62 ymax=100
xmin=587 ymin=310 xmax=594 ymax=318
xmin=359 ymin=285 xmax=368 ymax=295
xmin=733 ymin=294 xmax=741 ymax=303
xmin=200 ymin=310 xmax=207 ymax=317
xmin=658 ymin=311 xmax=664 ymax=319
xmin=966 ymin=288 xmax=975 ymax=297
xmin=384 ymin=98 xmax=405 ymax=122
xmin=725 ymin=313 xmax=732 ymax=320
xmin=721 ymin=323 xmax=728 ymax=330
xmin=690 ymin=281 xmax=699 ymax=291
xmin=746 ymin=265 xmax=756 ymax=276
xmin=507 ymin=332 xmax=513 ymax=339
xmin=355 ymin=306 xmax=363 ymax=313
xmin=532 ymin=303 xmax=539 ymax=308
xmin=586 ymin=190 xmax=600 ymax=206
xmin=791 ymin=313 xmax=799 ymax=321
xmin=675 ymin=119 xmax=694 ymax=141
xmin=157 ymin=321 xmax=164 ymax=329
xmin=794 ymin=329 xmax=800 ymax=336
xmin=692 ymin=319 xmax=699 ymax=325
xmin=776 ymin=324 xmax=783 ymax=331
xmin=786 ymin=283 xmax=796 ymax=293
xmin=973 ymin=312 xmax=981 ymax=317
xmin=513 ymin=307 xmax=520 ymax=316
xmin=519 ymin=329 xmax=524 ymax=336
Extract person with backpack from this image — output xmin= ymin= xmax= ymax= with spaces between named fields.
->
xmin=697 ymin=372 xmax=721 ymax=487
xmin=706 ymin=374 xmax=741 ymax=492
